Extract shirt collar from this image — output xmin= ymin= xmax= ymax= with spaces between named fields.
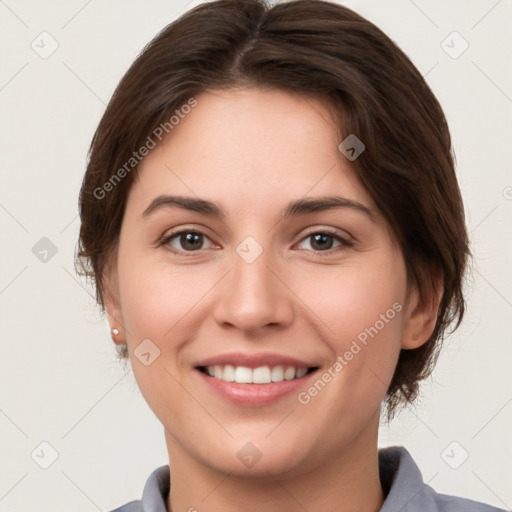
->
xmin=379 ymin=445 xmax=436 ymax=511
xmin=140 ymin=463 xmax=169 ymax=512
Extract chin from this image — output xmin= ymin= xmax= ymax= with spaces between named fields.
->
xmin=198 ymin=431 xmax=314 ymax=479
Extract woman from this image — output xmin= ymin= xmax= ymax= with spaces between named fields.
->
xmin=76 ymin=0 xmax=506 ymax=510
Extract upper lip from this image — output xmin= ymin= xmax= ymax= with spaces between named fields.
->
xmin=194 ymin=352 xmax=319 ymax=369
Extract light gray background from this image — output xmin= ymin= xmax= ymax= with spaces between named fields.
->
xmin=1 ymin=0 xmax=511 ymax=510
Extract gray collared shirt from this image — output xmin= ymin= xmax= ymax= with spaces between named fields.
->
xmin=109 ymin=446 xmax=507 ymax=511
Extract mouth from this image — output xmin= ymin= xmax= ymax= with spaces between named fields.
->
xmin=193 ymin=353 xmax=320 ymax=406
xmin=196 ymin=364 xmax=318 ymax=384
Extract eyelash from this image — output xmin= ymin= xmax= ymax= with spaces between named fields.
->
xmin=159 ymin=228 xmax=354 ymax=256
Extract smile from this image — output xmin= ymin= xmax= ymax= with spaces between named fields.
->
xmin=198 ymin=364 xmax=316 ymax=384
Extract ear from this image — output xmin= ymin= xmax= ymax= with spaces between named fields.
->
xmin=401 ymin=270 xmax=443 ymax=350
xmin=103 ymin=259 xmax=126 ymax=346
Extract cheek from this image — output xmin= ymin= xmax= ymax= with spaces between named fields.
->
xmin=294 ymin=255 xmax=407 ymax=347
xmin=116 ymin=255 xmax=212 ymax=415
xmin=293 ymin=255 xmax=406 ymax=404
xmin=117 ymin=255 xmax=214 ymax=341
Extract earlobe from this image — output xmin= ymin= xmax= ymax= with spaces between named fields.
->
xmin=401 ymin=274 xmax=443 ymax=350
xmin=103 ymin=267 xmax=126 ymax=345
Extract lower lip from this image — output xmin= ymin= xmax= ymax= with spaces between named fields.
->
xmin=196 ymin=369 xmax=317 ymax=406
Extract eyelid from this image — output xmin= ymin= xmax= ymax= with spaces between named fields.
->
xmin=159 ymin=226 xmax=217 ymax=254
xmin=299 ymin=226 xmax=353 ymax=242
xmin=295 ymin=227 xmax=354 ymax=253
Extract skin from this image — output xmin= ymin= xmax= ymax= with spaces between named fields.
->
xmin=104 ymin=87 xmax=440 ymax=512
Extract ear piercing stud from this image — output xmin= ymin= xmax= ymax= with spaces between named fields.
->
xmin=111 ymin=328 xmax=120 ymax=336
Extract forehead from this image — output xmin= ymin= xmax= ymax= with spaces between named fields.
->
xmin=128 ymin=87 xmax=373 ymax=216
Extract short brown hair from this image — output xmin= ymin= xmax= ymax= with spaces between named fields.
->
xmin=76 ymin=0 xmax=469 ymax=417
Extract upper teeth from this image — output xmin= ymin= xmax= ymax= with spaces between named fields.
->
xmin=205 ymin=365 xmax=308 ymax=384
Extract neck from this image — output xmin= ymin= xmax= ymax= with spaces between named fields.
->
xmin=165 ymin=414 xmax=385 ymax=512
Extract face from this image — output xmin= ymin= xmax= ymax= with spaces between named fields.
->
xmin=106 ymin=87 xmax=422 ymax=479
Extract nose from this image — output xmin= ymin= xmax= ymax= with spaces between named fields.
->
xmin=212 ymin=243 xmax=294 ymax=334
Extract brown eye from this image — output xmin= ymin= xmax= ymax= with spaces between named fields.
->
xmin=162 ymin=230 xmax=213 ymax=253
xmin=297 ymin=230 xmax=353 ymax=253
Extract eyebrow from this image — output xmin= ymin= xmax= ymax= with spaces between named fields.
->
xmin=142 ymin=194 xmax=375 ymax=221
